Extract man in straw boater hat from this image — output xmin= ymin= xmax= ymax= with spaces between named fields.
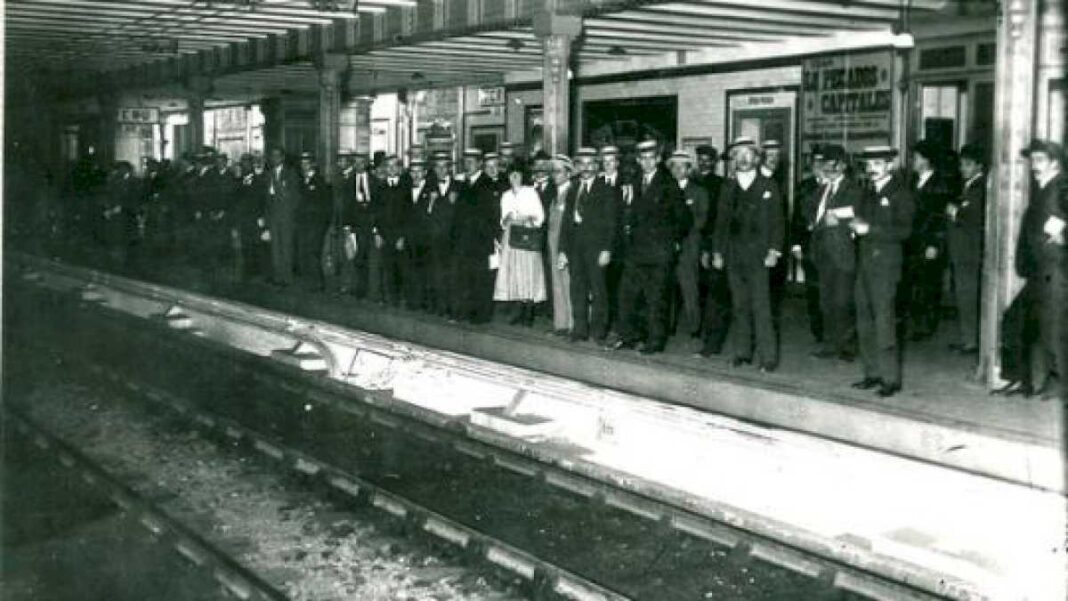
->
xmin=558 ymin=147 xmax=619 ymax=344
xmin=1006 ymin=139 xmax=1068 ymax=399
xmin=797 ymin=144 xmax=862 ymax=362
xmin=426 ymin=151 xmax=461 ymax=317
xmin=609 ymin=139 xmax=691 ymax=355
xmin=709 ymin=136 xmax=785 ymax=373
xmin=849 ymin=144 xmax=915 ymax=397
xmin=449 ymin=147 xmax=500 ymax=324
xmin=666 ymin=149 xmax=710 ymax=342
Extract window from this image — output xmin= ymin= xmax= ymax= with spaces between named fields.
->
xmin=919 ymin=46 xmax=967 ymax=70
xmin=920 ymin=84 xmax=968 ymax=149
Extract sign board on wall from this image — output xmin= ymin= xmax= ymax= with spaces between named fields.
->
xmin=801 ymin=49 xmax=894 ymax=154
xmin=117 ymin=107 xmax=160 ymax=124
xmin=478 ymin=87 xmax=505 ymax=107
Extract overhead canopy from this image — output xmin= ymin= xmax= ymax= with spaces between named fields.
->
xmin=6 ymin=0 xmax=950 ymax=99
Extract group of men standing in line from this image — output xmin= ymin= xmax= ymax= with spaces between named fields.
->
xmin=74 ymin=134 xmax=1067 ymax=399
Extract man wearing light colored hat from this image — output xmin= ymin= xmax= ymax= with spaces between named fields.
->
xmin=849 ymin=145 xmax=914 ymax=397
xmin=450 ymin=147 xmax=500 ymax=324
xmin=558 ymin=147 xmax=618 ymax=343
xmin=610 ymin=139 xmax=692 ymax=355
xmin=368 ymin=153 xmax=411 ymax=304
xmin=666 ymin=150 xmax=710 ymax=341
xmin=498 ymin=141 xmax=518 ymax=172
xmin=709 ymin=136 xmax=785 ymax=372
xmin=598 ymin=144 xmax=629 ymax=332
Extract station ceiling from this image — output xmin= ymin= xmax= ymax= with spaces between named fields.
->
xmin=6 ymin=0 xmax=952 ymax=100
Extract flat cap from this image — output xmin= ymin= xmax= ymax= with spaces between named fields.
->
xmin=1021 ymin=139 xmax=1064 ymax=163
xmin=911 ymin=139 xmax=941 ymax=161
xmin=821 ymin=144 xmax=847 ymax=163
xmin=958 ymin=143 xmax=987 ymax=165
xmin=695 ymin=144 xmax=718 ymax=158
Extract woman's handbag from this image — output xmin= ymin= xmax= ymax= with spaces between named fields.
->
xmin=508 ymin=224 xmax=545 ymax=252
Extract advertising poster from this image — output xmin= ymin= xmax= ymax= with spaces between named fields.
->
xmin=801 ymin=49 xmax=895 ymax=155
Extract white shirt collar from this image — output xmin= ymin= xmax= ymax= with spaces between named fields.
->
xmin=677 ymin=178 xmax=688 ymax=190
xmin=873 ymin=174 xmax=892 ymax=193
xmin=964 ymin=172 xmax=983 ymax=189
xmin=916 ymin=169 xmax=934 ymax=189
xmin=735 ymin=169 xmax=757 ymax=190
xmin=468 ymin=171 xmax=482 ymax=183
xmin=1037 ymin=168 xmax=1060 ymax=189
xmin=760 ymin=166 xmax=774 ymax=178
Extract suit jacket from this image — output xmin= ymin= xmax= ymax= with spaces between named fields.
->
xmin=425 ymin=176 xmax=460 ymax=245
xmin=856 ymin=173 xmax=915 ymax=271
xmin=622 ymin=169 xmax=691 ymax=264
xmin=789 ymin=175 xmax=822 ymax=254
xmin=451 ymin=173 xmax=501 ymax=256
xmin=405 ymin=179 xmax=438 ymax=249
xmin=1016 ymin=171 xmax=1068 ymax=279
xmin=802 ymin=175 xmax=863 ymax=272
xmin=712 ymin=173 xmax=785 ymax=268
xmin=910 ymin=170 xmax=952 ymax=253
xmin=371 ymin=178 xmax=412 ymax=242
xmin=298 ymin=170 xmax=331 ymax=227
xmin=947 ymin=173 xmax=986 ymax=265
xmin=266 ymin=164 xmax=302 ymax=224
xmin=679 ymin=180 xmax=709 ymax=248
xmin=559 ymin=176 xmax=618 ymax=258
xmin=235 ymin=171 xmax=268 ymax=232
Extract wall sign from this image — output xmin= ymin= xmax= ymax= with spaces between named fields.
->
xmin=801 ymin=49 xmax=894 ymax=153
xmin=477 ymin=86 xmax=505 ymax=107
xmin=117 ymin=107 xmax=160 ymax=124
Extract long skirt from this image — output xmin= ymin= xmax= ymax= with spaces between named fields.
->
xmin=493 ymin=227 xmax=547 ymax=302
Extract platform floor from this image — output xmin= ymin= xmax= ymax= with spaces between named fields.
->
xmin=72 ymin=250 xmax=1059 ymax=448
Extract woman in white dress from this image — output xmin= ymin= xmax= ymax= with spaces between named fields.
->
xmin=493 ymin=165 xmax=547 ymax=326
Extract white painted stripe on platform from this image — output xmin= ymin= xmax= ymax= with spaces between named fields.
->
xmin=294 ymin=458 xmax=321 ymax=475
xmin=750 ymin=542 xmax=825 ymax=578
xmin=174 ymin=540 xmax=208 ymax=566
xmin=485 ymin=546 xmax=537 ymax=580
xmin=370 ymin=414 xmax=399 ymax=429
xmin=110 ymin=492 xmax=134 ymax=511
xmin=139 ymin=514 xmax=165 ymax=536
xmin=225 ymin=426 xmax=244 ymax=440
xmin=372 ymin=493 xmax=408 ymax=517
xmin=670 ymin=514 xmax=741 ymax=548
xmin=329 ymin=476 xmax=361 ymax=498
xmin=554 ymin=576 xmax=611 ymax=601
xmin=253 ymin=440 xmax=285 ymax=461
xmin=453 ymin=441 xmax=486 ymax=459
xmin=214 ymin=569 xmax=253 ymax=600
xmin=58 ymin=452 xmax=76 ymax=468
xmin=493 ymin=455 xmax=540 ymax=477
xmin=604 ymin=492 xmax=662 ymax=522
xmin=423 ymin=517 xmax=471 ymax=547
xmin=834 ymin=571 xmax=926 ymax=601
xmin=195 ymin=413 xmax=215 ymax=428
xmin=545 ymin=472 xmax=598 ymax=498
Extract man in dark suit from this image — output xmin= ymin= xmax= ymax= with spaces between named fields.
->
xmin=297 ymin=151 xmax=331 ymax=291
xmin=790 ymin=145 xmax=826 ymax=346
xmin=234 ymin=153 xmax=269 ymax=282
xmin=799 ymin=144 xmax=860 ymax=361
xmin=695 ymin=145 xmax=731 ymax=356
xmin=904 ymin=139 xmax=952 ymax=340
xmin=850 ymin=145 xmax=915 ymax=397
xmin=325 ymin=152 xmax=357 ymax=295
xmin=426 ymin=152 xmax=460 ymax=316
xmin=711 ymin=137 xmax=786 ymax=372
xmin=599 ymin=145 xmax=629 ymax=335
xmin=370 ymin=154 xmax=411 ymax=305
xmin=450 ymin=148 xmax=501 ymax=324
xmin=610 ymin=139 xmax=692 ymax=355
xmin=403 ymin=158 xmax=435 ymax=310
xmin=1014 ymin=140 xmax=1068 ymax=398
xmin=559 ymin=147 xmax=618 ymax=343
xmin=667 ymin=150 xmax=709 ymax=340
xmin=946 ymin=144 xmax=987 ymax=355
xmin=265 ymin=147 xmax=302 ymax=287
xmin=531 ymin=151 xmax=557 ymax=320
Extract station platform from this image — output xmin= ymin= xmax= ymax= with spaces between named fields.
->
xmin=9 ymin=250 xmax=1067 ymax=601
xmin=42 ymin=248 xmax=1062 ymax=491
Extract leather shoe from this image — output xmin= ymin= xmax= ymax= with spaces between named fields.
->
xmin=877 ymin=383 xmax=901 ymax=397
xmin=730 ymin=357 xmax=752 ymax=368
xmin=851 ymin=377 xmax=882 ymax=390
xmin=609 ymin=339 xmax=636 ymax=351
xmin=760 ymin=363 xmax=778 ymax=374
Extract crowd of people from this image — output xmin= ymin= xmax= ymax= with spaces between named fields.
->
xmin=47 ymin=134 xmax=1068 ymax=399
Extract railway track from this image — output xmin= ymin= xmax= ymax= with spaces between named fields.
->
xmin=6 ymin=258 xmax=957 ymax=601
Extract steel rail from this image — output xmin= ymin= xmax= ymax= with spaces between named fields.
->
xmin=2 ymin=406 xmax=290 ymax=601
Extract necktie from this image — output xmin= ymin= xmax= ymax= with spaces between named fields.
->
xmin=575 ymin=182 xmax=589 ymax=224
xmin=815 ymin=182 xmax=833 ymax=225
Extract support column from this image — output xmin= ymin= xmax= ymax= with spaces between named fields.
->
xmin=97 ymin=91 xmax=119 ymax=163
xmin=185 ymin=75 xmax=213 ymax=154
xmin=979 ymin=0 xmax=1040 ymax=388
xmin=534 ymin=10 xmax=581 ymax=157
xmin=317 ymin=53 xmax=349 ymax=183
xmin=351 ymin=96 xmax=373 ymax=156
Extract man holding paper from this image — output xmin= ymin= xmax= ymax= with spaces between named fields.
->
xmin=850 ymin=146 xmax=915 ymax=398
xmin=1016 ymin=140 xmax=1068 ymax=398
xmin=798 ymin=144 xmax=861 ymax=361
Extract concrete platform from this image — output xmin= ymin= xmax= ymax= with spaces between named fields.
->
xmin=10 ymin=253 xmax=1068 ymax=600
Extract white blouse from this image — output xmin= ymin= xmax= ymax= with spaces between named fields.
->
xmin=500 ymin=186 xmax=545 ymax=228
